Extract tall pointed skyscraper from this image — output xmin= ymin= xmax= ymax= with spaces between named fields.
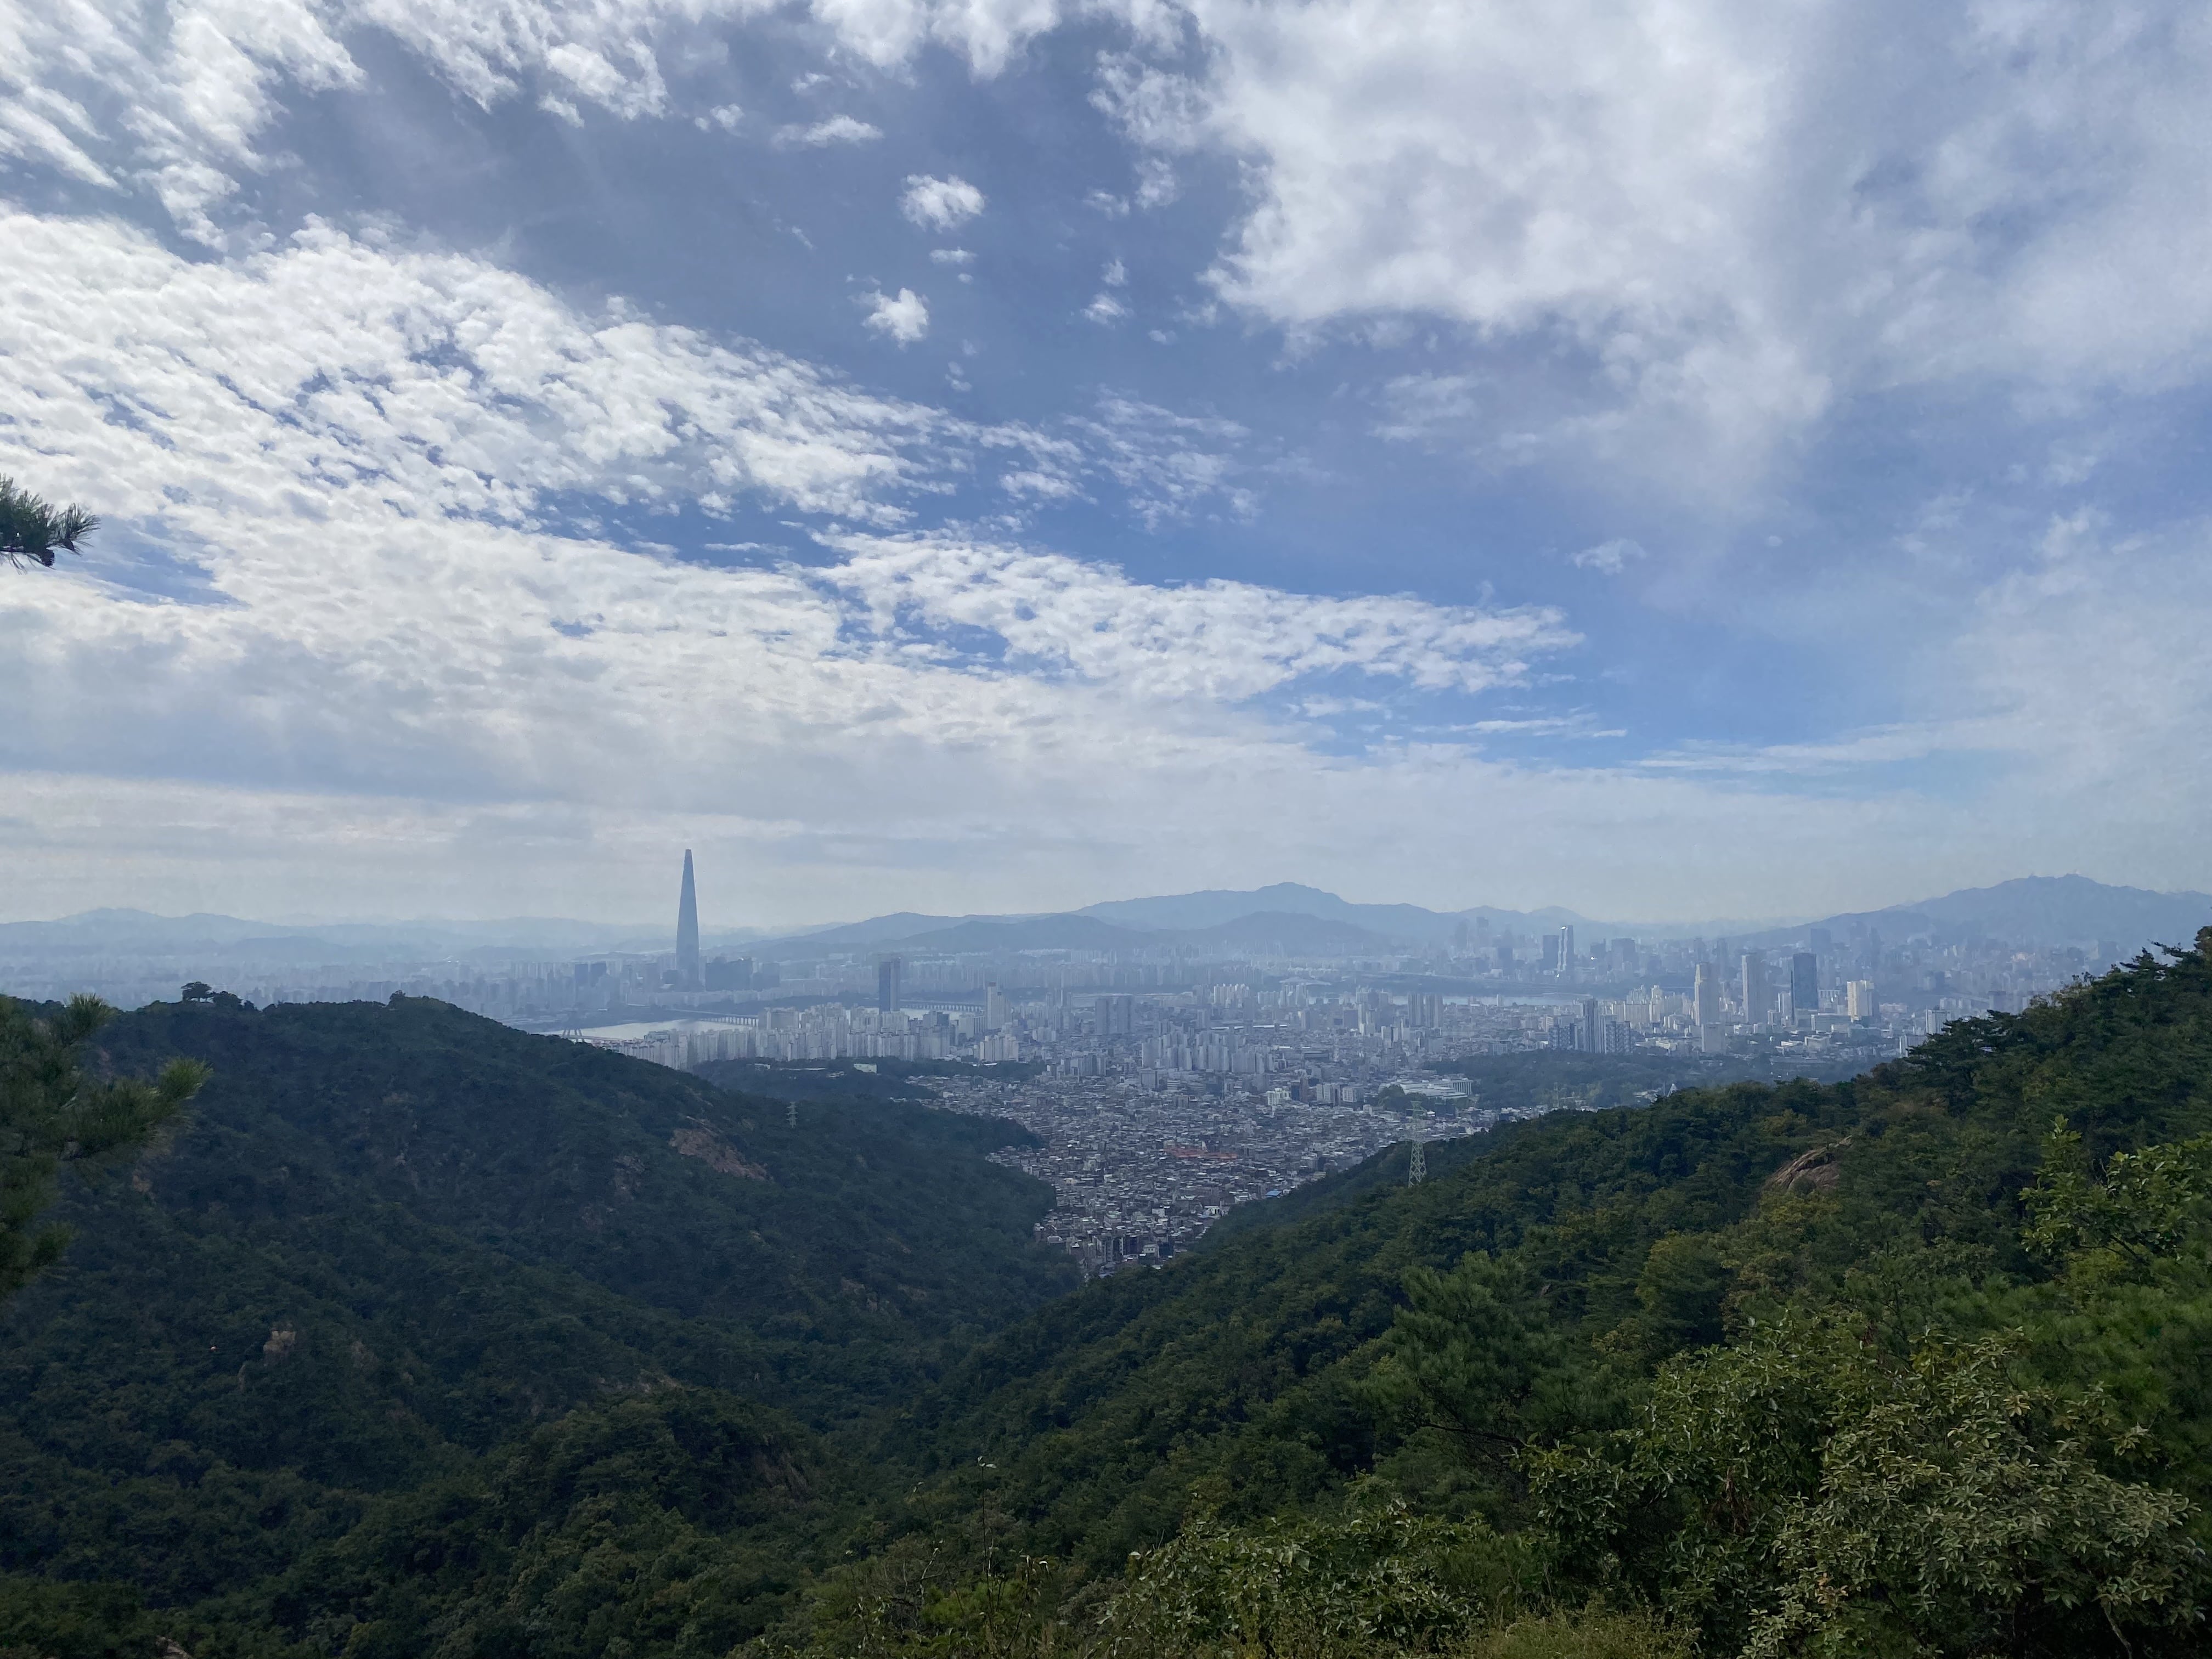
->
xmin=676 ymin=849 xmax=701 ymax=988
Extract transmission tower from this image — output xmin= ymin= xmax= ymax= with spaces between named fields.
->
xmin=1407 ymin=1140 xmax=1426 ymax=1185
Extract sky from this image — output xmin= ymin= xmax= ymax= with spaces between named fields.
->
xmin=3 ymin=0 xmax=2210 ymax=929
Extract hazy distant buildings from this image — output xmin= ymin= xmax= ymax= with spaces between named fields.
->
xmin=1789 ymin=952 xmax=1818 ymax=1025
xmin=1694 ymin=961 xmax=1722 ymax=1026
xmin=1741 ymin=952 xmax=1769 ymax=1024
xmin=877 ymin=955 xmax=902 ymax=1013
xmin=676 ymin=850 xmax=701 ymax=989
xmin=985 ymin=980 xmax=1008 ymax=1031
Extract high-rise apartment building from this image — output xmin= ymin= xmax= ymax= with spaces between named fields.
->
xmin=1789 ymin=952 xmax=1818 ymax=1023
xmin=1694 ymin=961 xmax=1721 ymax=1026
xmin=675 ymin=849 xmax=701 ymax=989
xmin=1847 ymin=979 xmax=1877 ymax=1019
xmin=877 ymin=955 xmax=902 ymax=1013
xmin=1579 ymin=996 xmax=1600 ymax=1052
xmin=1559 ymin=926 xmax=1576 ymax=977
xmin=984 ymin=980 xmax=1007 ymax=1031
xmin=1741 ymin=952 xmax=1769 ymax=1024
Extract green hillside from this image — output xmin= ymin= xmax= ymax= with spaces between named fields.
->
xmin=1197 ymin=1049 xmax=1798 ymax=1248
xmin=6 ymin=935 xmax=2212 ymax=1658
xmin=824 ymin=930 xmax=2212 ymax=1654
xmin=0 ymin=995 xmax=1071 ymax=1651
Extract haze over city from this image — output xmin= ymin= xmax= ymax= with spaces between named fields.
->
xmin=5 ymin=1 xmax=2210 ymax=928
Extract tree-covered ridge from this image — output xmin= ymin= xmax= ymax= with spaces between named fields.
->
xmin=0 ymin=995 xmax=1073 ymax=1652
xmin=89 ymin=995 xmax=1070 ymax=1361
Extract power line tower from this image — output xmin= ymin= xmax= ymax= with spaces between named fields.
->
xmin=1407 ymin=1140 xmax=1426 ymax=1186
xmin=786 ymin=1100 xmax=797 ymax=1128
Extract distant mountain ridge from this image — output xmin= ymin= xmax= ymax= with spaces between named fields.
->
xmin=0 ymin=909 xmax=760 ymax=962
xmin=757 ymin=876 xmax=2212 ymax=959
xmin=1076 ymin=882 xmax=1587 ymax=942
xmin=756 ymin=884 xmax=1591 ymax=958
xmin=7 ymin=876 xmax=2206 ymax=967
xmin=1745 ymin=876 xmax=2212 ymax=953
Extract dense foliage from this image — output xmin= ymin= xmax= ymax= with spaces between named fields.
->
xmin=0 ymin=996 xmax=1070 ymax=1653
xmin=6 ymin=935 xmax=2212 ymax=1658
xmin=1 ymin=994 xmax=204 ymax=1301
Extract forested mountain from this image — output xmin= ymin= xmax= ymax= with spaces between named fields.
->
xmin=0 ymin=996 xmax=1070 ymax=1653
xmin=6 ymin=936 xmax=2212 ymax=1658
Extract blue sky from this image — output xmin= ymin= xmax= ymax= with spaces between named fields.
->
xmin=3 ymin=0 xmax=2210 ymax=927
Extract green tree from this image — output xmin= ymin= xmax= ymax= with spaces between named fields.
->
xmin=0 ymin=477 xmax=99 ymax=568
xmin=1101 ymin=1487 xmax=1544 ymax=1658
xmin=1531 ymin=1313 xmax=2204 ymax=1657
xmin=0 ymin=994 xmax=205 ymax=1301
xmin=1364 ymin=1254 xmax=1612 ymax=1477
xmin=1743 ymin=1336 xmax=2200 ymax=1658
xmin=2022 ymin=1118 xmax=2212 ymax=1272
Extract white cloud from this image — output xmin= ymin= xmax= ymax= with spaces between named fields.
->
xmin=1091 ymin=52 xmax=1209 ymax=150
xmin=900 ymin=173 xmax=986 ymax=231
xmin=1065 ymin=394 xmax=1251 ymax=527
xmin=543 ymin=40 xmax=663 ymax=115
xmin=0 ymin=0 xmax=1094 ymax=248
xmin=773 ymin=114 xmax=882 ymax=147
xmin=1084 ymin=292 xmax=1129 ymax=324
xmin=861 ymin=287 xmax=930 ymax=344
xmin=0 ymin=207 xmax=987 ymax=527
xmin=1570 ymin=538 xmax=1645 ymax=574
xmin=1102 ymin=257 xmax=1127 ymax=286
xmin=0 ymin=92 xmax=118 ymax=187
xmin=1076 ymin=0 xmax=2212 ymax=490
xmin=817 ymin=531 xmax=1576 ymax=701
xmin=697 ymin=103 xmax=744 ymax=131
xmin=1372 ymin=375 xmax=1480 ymax=445
xmin=1133 ymin=154 xmax=1177 ymax=208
